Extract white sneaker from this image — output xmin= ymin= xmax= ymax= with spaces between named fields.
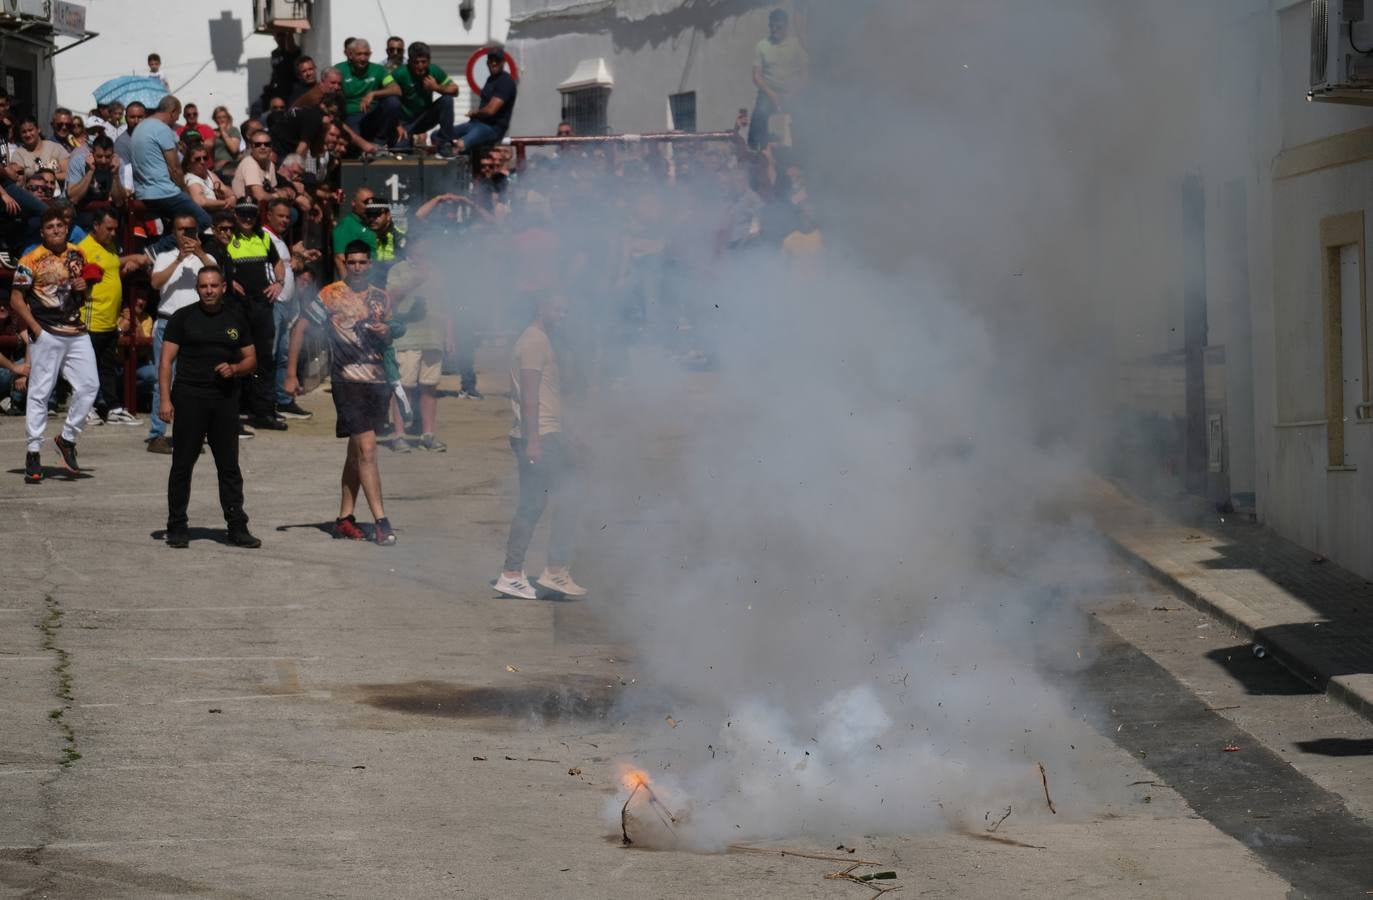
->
xmin=86 ymin=410 xmax=104 ymax=426
xmin=493 ymin=572 xmax=538 ymax=600
xmin=535 ymin=569 xmax=588 ymax=598
xmin=107 ymin=408 xmax=142 ymax=425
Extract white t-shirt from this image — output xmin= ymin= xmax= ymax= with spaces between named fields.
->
xmin=509 ymin=324 xmax=562 ymax=439
xmin=152 ymin=249 xmax=206 ymax=319
xmin=264 ymin=228 xmax=295 ymax=305
xmin=184 ymin=170 xmax=223 ymax=205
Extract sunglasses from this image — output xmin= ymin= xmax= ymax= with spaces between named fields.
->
xmin=191 ymin=155 xmax=208 ymax=162
xmin=52 ymin=121 xmax=70 ymax=130
xmin=252 ymin=141 xmax=272 ymax=147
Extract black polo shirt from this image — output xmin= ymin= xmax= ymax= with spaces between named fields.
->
xmin=165 ymin=301 xmax=253 ymax=391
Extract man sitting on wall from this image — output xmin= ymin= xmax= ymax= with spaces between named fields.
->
xmin=448 ymin=48 xmax=517 ymax=156
xmin=392 ymin=42 xmax=460 ymax=150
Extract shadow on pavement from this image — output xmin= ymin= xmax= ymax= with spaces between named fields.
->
xmin=1204 ymin=645 xmax=1321 ymax=697
xmin=1293 ymin=738 xmax=1373 ymax=757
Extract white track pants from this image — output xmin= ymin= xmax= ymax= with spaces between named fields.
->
xmin=25 ymin=330 xmax=98 ymax=453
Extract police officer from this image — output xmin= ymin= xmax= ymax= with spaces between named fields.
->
xmin=159 ymin=266 xmax=262 ymax=549
xmin=224 ymin=199 xmax=286 ymax=430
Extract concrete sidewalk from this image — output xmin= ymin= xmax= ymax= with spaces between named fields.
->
xmin=1086 ymin=479 xmax=1373 ymax=723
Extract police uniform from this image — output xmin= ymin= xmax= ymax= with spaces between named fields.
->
xmin=224 ymin=203 xmax=282 ymax=423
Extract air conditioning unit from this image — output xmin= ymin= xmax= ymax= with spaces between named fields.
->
xmin=1311 ymin=0 xmax=1373 ymax=103
xmin=252 ymin=0 xmax=311 ymax=34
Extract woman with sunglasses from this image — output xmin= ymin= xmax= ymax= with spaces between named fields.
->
xmin=210 ymin=106 xmax=241 ymax=172
xmin=183 ymin=146 xmax=234 ymax=212
xmin=68 ymin=117 xmax=85 ymax=149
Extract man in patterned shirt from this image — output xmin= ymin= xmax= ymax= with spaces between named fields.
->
xmin=284 ymin=240 xmax=404 ymax=545
xmin=9 ymin=207 xmax=99 ymax=483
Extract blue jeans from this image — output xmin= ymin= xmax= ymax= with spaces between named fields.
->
xmin=401 ymin=95 xmax=456 ymax=147
xmin=5 ymin=182 xmax=47 ymax=218
xmin=345 ymin=96 xmax=402 ymax=145
xmin=142 ymin=193 xmax=213 ymax=254
xmin=452 ymin=120 xmax=500 ymax=152
xmin=273 ymin=298 xmax=296 ymax=405
xmin=148 ymin=318 xmax=175 ymax=439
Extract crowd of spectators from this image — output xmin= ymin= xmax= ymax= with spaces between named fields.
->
xmin=1 ymin=13 xmax=820 ymax=502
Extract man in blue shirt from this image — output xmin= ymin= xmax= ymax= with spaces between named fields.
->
xmin=448 ymin=49 xmax=517 ymax=156
xmin=132 ymin=96 xmax=211 ymax=250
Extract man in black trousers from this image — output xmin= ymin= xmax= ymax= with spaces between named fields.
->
xmin=158 ymin=266 xmax=261 ymax=549
xmin=224 ymin=199 xmax=286 ymax=431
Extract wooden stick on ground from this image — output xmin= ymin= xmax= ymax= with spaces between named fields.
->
xmin=620 ymin=782 xmax=642 ymax=845
xmin=728 ymin=844 xmax=882 ymax=866
xmin=1037 ymin=762 xmax=1057 ymax=815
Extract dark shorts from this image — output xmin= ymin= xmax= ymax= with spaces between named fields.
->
xmin=331 ymin=380 xmax=390 ymax=439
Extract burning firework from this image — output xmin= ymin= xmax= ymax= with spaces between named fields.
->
xmin=618 ymin=766 xmax=680 ymax=846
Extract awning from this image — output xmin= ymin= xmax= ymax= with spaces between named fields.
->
xmin=558 ymin=58 xmax=613 ymax=93
xmin=0 ymin=0 xmax=97 ymax=57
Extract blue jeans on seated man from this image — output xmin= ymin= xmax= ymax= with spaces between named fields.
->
xmin=143 ymin=192 xmax=213 ymax=254
xmin=399 ymin=95 xmax=457 ymax=149
xmin=450 ymin=119 xmax=500 ymax=154
xmin=346 ymin=96 xmax=402 ymax=147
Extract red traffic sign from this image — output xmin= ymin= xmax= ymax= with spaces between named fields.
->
xmin=466 ymin=46 xmax=519 ymax=94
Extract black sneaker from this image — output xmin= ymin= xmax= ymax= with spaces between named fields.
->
xmin=250 ymin=416 xmax=288 ymax=431
xmin=24 ymin=452 xmax=42 ymax=484
xmin=166 ymin=528 xmax=190 ymax=549
xmin=277 ymin=400 xmax=313 ymax=420
xmin=227 ymin=526 xmax=262 ymax=548
xmin=373 ymin=517 xmax=397 ymax=546
xmin=52 ymin=435 xmax=79 ymax=473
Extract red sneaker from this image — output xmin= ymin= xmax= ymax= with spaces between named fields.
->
xmin=333 ymin=515 xmax=365 ymax=540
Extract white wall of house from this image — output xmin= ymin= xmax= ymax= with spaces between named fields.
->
xmin=1241 ymin=1 xmax=1373 ymax=578
xmin=51 ymin=1 xmax=511 ymax=123
xmin=53 ymin=2 xmax=280 ymax=121
xmin=506 ymin=0 xmax=776 ymax=137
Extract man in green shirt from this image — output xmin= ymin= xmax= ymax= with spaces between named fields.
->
xmin=393 ymin=41 xmax=460 ymax=150
xmin=335 ymin=38 xmax=402 ymax=151
xmin=331 ymin=186 xmax=381 ymax=278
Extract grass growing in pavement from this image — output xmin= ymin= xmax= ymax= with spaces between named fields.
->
xmin=36 ymin=596 xmax=80 ymax=767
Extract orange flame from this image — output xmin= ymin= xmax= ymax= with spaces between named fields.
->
xmin=619 ymin=765 xmax=652 ymax=793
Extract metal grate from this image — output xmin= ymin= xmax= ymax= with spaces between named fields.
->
xmin=561 ymin=87 xmax=610 ymax=136
xmin=1312 ymin=0 xmax=1329 ymax=87
xmin=668 ymin=91 xmax=697 ymax=132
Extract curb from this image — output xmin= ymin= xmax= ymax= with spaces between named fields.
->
xmin=1101 ymin=534 xmax=1373 ymax=726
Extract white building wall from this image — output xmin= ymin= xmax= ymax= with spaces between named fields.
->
xmin=506 ymin=1 xmax=775 ymax=137
xmin=51 ymin=0 xmax=510 ymax=122
xmin=1246 ymin=2 xmax=1373 ymax=579
xmin=53 ymin=2 xmax=281 ymax=120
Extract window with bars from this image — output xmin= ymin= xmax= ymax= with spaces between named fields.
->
xmin=669 ymin=91 xmax=697 ymax=132
xmin=561 ymin=87 xmax=610 ymax=136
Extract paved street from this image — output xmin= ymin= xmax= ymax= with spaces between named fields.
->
xmin=1 ymin=371 xmax=1370 ymax=898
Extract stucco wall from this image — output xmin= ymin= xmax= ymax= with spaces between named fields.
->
xmin=506 ymin=1 xmax=775 ymax=137
xmin=53 ymin=4 xmax=280 ymax=120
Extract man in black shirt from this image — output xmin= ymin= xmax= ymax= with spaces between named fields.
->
xmin=159 ymin=266 xmax=261 ymax=549
xmin=225 ymin=199 xmax=286 ymax=429
xmin=449 ymin=48 xmax=517 ymax=155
